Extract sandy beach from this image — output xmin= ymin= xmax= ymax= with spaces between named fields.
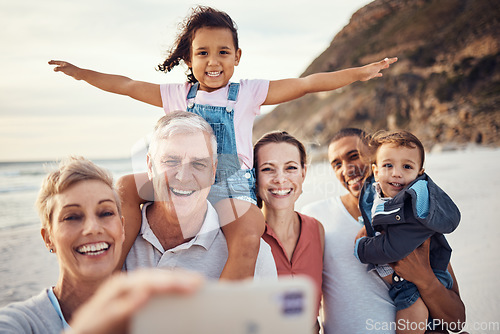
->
xmin=1 ymin=148 xmax=499 ymax=332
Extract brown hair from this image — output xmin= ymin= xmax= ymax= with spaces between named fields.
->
xmin=369 ymin=130 xmax=425 ymax=168
xmin=36 ymin=156 xmax=121 ymax=230
xmin=157 ymin=6 xmax=239 ymax=84
xmin=254 ymin=131 xmax=307 ymax=170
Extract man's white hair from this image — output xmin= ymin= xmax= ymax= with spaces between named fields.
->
xmin=149 ymin=111 xmax=217 ymax=160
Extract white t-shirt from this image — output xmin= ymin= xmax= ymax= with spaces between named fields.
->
xmin=160 ymin=80 xmax=270 ymax=169
xmin=301 ymin=196 xmax=396 ymax=334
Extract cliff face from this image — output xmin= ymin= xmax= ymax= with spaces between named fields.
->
xmin=253 ymin=0 xmax=500 ymax=153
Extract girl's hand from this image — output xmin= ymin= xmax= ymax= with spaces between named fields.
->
xmin=48 ymin=60 xmax=82 ymax=80
xmin=358 ymin=57 xmax=398 ymax=81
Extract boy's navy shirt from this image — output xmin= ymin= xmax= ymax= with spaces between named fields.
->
xmin=356 ymin=173 xmax=460 ymax=271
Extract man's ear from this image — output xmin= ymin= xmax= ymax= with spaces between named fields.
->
xmin=146 ymin=154 xmax=154 ymax=181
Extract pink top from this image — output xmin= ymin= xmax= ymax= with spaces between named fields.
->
xmin=159 ymin=80 xmax=270 ymax=169
xmin=262 ymin=212 xmax=323 ymax=316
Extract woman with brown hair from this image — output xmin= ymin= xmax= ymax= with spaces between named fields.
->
xmin=254 ymin=131 xmax=324 ymax=333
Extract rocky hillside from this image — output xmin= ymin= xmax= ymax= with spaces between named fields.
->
xmin=253 ymin=0 xmax=500 ymax=156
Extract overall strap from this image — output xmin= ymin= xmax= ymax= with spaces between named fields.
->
xmin=187 ymin=82 xmax=199 ymax=99
xmin=226 ymin=82 xmax=240 ymax=112
xmin=187 ymin=82 xmax=199 ymax=109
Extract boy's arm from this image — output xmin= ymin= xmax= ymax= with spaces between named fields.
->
xmin=263 ymin=57 xmax=397 ymax=105
xmin=115 ymin=173 xmax=152 ymax=270
xmin=391 ymin=239 xmax=466 ymax=330
xmin=355 ymin=222 xmax=435 ymax=265
xmin=49 ymin=60 xmax=163 ymax=107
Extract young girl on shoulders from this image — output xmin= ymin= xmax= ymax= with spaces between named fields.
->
xmin=49 ymin=6 xmax=397 ymax=280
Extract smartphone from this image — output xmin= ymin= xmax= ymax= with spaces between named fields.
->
xmin=131 ymin=277 xmax=315 ymax=334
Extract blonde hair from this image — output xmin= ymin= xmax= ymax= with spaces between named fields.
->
xmin=35 ymin=156 xmax=121 ymax=230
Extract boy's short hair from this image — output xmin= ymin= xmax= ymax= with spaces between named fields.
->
xmin=36 ymin=156 xmax=120 ymax=230
xmin=369 ymin=130 xmax=425 ymax=168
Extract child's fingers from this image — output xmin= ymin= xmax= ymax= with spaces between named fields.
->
xmin=48 ymin=60 xmax=70 ymax=70
xmin=375 ymin=57 xmax=397 ymax=71
xmin=383 ymin=57 xmax=398 ymax=65
xmin=48 ymin=60 xmax=63 ymax=72
xmin=48 ymin=60 xmax=63 ymax=66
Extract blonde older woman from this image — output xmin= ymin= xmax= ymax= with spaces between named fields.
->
xmin=0 ymin=157 xmax=124 ymax=333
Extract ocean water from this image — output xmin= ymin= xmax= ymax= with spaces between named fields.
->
xmin=0 ymin=158 xmax=135 ymax=232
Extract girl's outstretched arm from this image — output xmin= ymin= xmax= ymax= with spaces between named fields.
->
xmin=263 ymin=57 xmax=397 ymax=105
xmin=48 ymin=60 xmax=163 ymax=107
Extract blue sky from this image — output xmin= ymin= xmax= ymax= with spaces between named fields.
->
xmin=0 ymin=0 xmax=372 ymax=162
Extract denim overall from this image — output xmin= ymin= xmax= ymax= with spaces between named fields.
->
xmin=186 ymin=82 xmax=257 ymax=205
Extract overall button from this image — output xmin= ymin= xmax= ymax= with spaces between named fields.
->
xmin=244 ymin=172 xmax=251 ymax=179
xmin=226 ymin=107 xmax=233 ymax=113
xmin=393 ymin=273 xmax=404 ymax=283
xmin=188 ymin=103 xmax=195 ymax=109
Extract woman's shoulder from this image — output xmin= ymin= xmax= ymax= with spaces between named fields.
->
xmin=0 ymin=289 xmax=62 ymax=333
xmin=0 ymin=289 xmax=49 ymax=313
xmin=296 ymin=212 xmax=325 ymax=252
xmin=297 ymin=211 xmax=323 ymax=230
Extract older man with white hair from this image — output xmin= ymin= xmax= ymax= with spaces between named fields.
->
xmin=121 ymin=111 xmax=276 ymax=279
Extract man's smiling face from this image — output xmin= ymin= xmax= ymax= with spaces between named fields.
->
xmin=148 ymin=131 xmax=216 ymax=222
xmin=328 ymin=135 xmax=370 ymax=199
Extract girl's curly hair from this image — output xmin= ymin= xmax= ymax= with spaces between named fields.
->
xmin=157 ymin=6 xmax=239 ymax=84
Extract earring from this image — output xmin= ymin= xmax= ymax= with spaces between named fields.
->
xmin=49 ymin=249 xmax=54 ymax=253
